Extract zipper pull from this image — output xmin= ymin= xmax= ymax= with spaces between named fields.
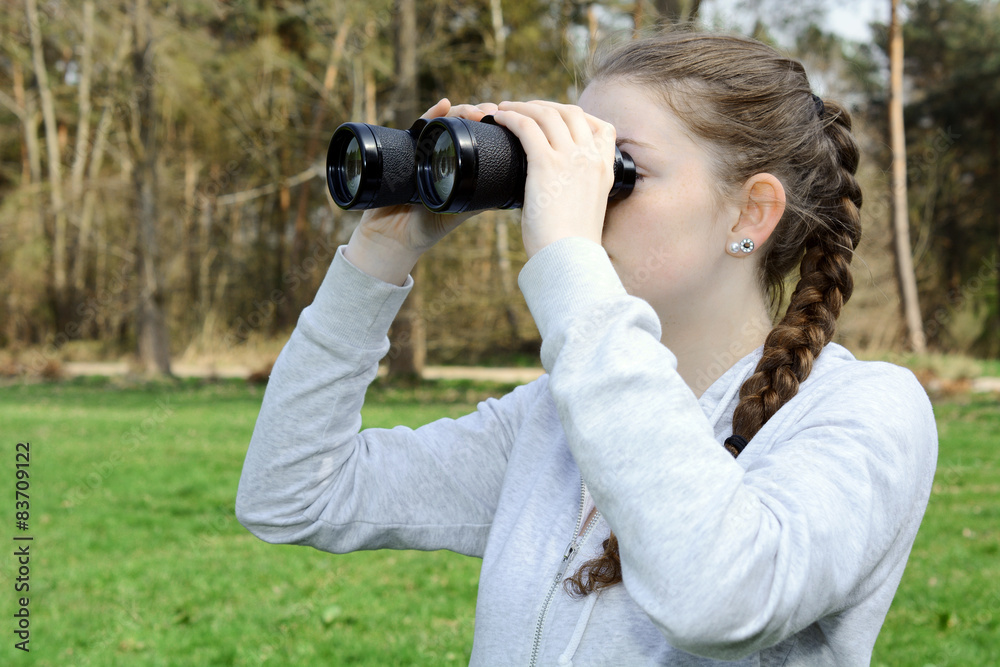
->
xmin=554 ymin=540 xmax=578 ymax=581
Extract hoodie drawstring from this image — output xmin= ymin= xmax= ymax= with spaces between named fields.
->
xmin=557 ymin=590 xmax=600 ymax=666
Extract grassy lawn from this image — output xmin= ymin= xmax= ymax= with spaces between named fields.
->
xmin=1 ymin=376 xmax=997 ymax=666
xmin=871 ymin=394 xmax=1000 ymax=666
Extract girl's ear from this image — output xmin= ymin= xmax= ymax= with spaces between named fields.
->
xmin=728 ymin=173 xmax=786 ymax=252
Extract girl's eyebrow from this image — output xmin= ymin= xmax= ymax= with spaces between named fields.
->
xmin=615 ymin=136 xmax=656 ymax=150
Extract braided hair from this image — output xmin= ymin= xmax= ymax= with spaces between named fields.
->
xmin=564 ymin=32 xmax=864 ymax=598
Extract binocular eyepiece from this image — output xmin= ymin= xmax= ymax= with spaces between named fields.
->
xmin=326 ymin=116 xmax=635 ymax=214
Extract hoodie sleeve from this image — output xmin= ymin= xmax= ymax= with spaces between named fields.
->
xmin=235 ymin=247 xmax=524 ymax=558
xmin=518 ymin=237 xmax=938 ymax=659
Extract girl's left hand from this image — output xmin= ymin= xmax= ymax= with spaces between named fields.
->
xmin=492 ymin=101 xmax=617 ymax=258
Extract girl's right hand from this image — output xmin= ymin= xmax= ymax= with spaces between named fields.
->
xmin=344 ymin=98 xmax=499 ymax=285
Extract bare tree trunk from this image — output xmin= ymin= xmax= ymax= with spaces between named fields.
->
xmin=182 ymin=127 xmax=201 ymax=314
xmin=69 ymin=2 xmax=95 ymax=203
xmin=199 ymin=207 xmax=231 ymax=347
xmin=132 ymin=0 xmax=172 ymax=375
xmin=351 ymin=60 xmax=364 ymax=121
xmin=364 ymin=65 xmax=377 ymax=125
xmin=989 ymin=133 xmax=1000 ymax=357
xmin=387 ymin=0 xmax=425 ymax=380
xmin=486 ymin=0 xmax=520 ymax=347
xmin=25 ymin=0 xmax=69 ymax=302
xmin=558 ymin=0 xmax=575 ymax=66
xmin=633 ymin=0 xmax=645 ymax=35
xmin=889 ymin=0 xmax=926 ymax=353
xmin=198 ymin=195 xmax=214 ymax=331
xmin=587 ymin=5 xmax=599 ymax=56
xmin=490 ymin=0 xmax=506 ymax=70
xmin=73 ymin=24 xmax=131 ymax=292
xmin=494 ymin=215 xmax=521 ymax=345
xmin=8 ymin=63 xmax=42 ymax=185
xmin=290 ymin=18 xmax=351 ymax=274
xmin=67 ymin=1 xmax=94 ymax=293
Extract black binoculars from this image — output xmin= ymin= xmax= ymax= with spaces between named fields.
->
xmin=326 ymin=116 xmax=635 ymax=214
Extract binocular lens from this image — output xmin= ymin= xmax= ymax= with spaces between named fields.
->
xmin=430 ymin=132 xmax=458 ymax=202
xmin=326 ymin=121 xmax=425 ymax=209
xmin=344 ymin=137 xmax=362 ymax=197
xmin=344 ymin=137 xmax=362 ymax=198
xmin=416 ymin=117 xmax=517 ymax=213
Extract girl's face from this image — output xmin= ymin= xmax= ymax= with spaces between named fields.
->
xmin=578 ymin=80 xmax=743 ymax=322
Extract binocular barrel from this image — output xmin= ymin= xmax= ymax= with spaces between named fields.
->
xmin=326 ymin=120 xmax=428 ymax=210
xmin=326 ymin=116 xmax=635 ymax=214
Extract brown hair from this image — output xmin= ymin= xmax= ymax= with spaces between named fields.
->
xmin=564 ymin=32 xmax=863 ymax=597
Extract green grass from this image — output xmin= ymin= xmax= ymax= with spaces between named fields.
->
xmin=857 ymin=350 xmax=996 ymax=381
xmin=979 ymin=357 xmax=1000 ymax=378
xmin=1 ymin=377 xmax=997 ymax=666
xmin=0 ymin=377 xmax=514 ymax=667
xmin=871 ymin=394 xmax=1000 ymax=666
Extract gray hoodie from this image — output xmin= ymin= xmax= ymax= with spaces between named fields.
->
xmin=236 ymin=238 xmax=937 ymax=666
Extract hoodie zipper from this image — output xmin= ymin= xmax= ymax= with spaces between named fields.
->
xmin=528 ymin=479 xmax=601 ymax=667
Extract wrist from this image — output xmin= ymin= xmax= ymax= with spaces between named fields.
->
xmin=523 ymin=230 xmax=602 ymax=260
xmin=344 ymin=227 xmax=422 ymax=286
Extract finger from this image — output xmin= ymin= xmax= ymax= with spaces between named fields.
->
xmin=491 ymin=107 xmax=554 ymax=159
xmin=536 ymin=101 xmax=618 ymax=172
xmin=446 ymin=102 xmax=497 ymax=121
xmin=497 ymin=100 xmax=576 ymax=150
xmin=420 ymin=98 xmax=451 ymax=120
xmin=526 ymin=100 xmax=601 ymax=145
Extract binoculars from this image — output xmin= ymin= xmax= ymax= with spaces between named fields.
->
xmin=326 ymin=116 xmax=635 ymax=214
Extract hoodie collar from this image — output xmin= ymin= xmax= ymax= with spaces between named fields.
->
xmin=698 ymin=346 xmax=764 ymax=442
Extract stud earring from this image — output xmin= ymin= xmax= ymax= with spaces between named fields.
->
xmin=729 ymin=238 xmax=754 ymax=255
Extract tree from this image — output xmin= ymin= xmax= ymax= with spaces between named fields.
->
xmin=23 ymin=0 xmax=70 ymax=318
xmin=891 ymin=0 xmax=1000 ymax=355
xmin=889 ymin=0 xmax=926 ymax=353
xmin=0 ymin=0 xmax=638 ymax=369
xmin=132 ymin=0 xmax=172 ymax=375
xmin=386 ymin=0 xmax=426 ymax=380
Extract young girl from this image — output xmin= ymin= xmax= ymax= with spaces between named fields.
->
xmin=237 ymin=32 xmax=937 ymax=665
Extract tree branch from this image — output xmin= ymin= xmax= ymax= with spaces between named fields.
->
xmin=0 ymin=89 xmax=26 ymax=120
xmin=214 ymin=163 xmax=322 ymax=207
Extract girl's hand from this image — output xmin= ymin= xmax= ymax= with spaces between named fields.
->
xmin=491 ymin=100 xmax=617 ymax=258
xmin=344 ymin=98 xmax=499 ymax=285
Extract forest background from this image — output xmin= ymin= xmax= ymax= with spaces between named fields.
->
xmin=1 ymin=0 xmax=998 ymax=378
